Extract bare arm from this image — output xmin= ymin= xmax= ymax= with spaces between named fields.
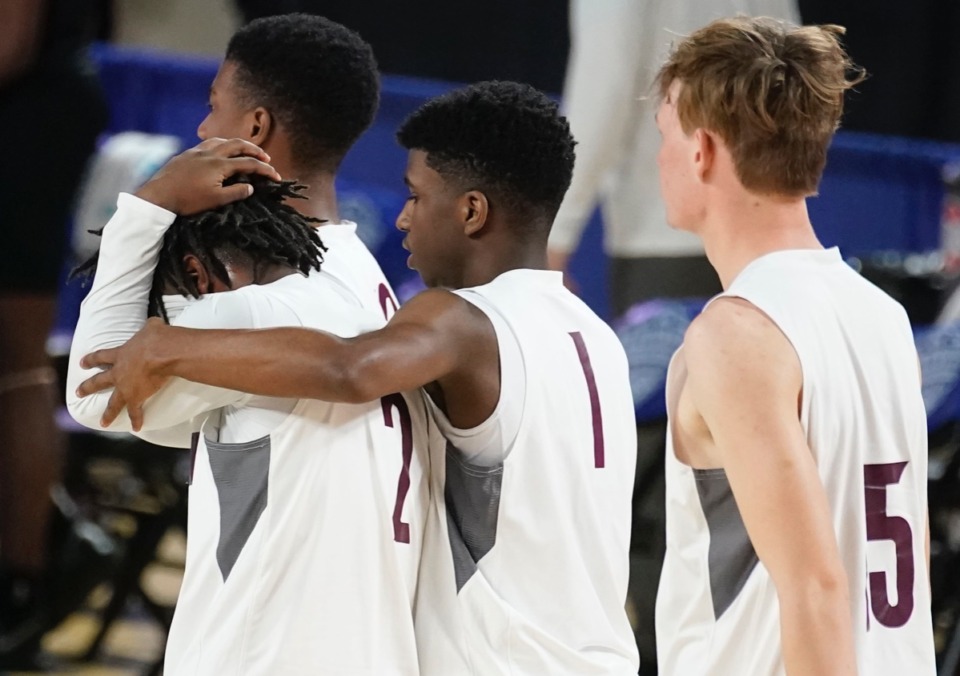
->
xmin=684 ymin=299 xmax=856 ymax=676
xmin=79 ymin=289 xmax=498 ymax=431
xmin=0 ymin=0 xmax=45 ymax=87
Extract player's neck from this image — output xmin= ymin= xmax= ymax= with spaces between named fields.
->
xmin=457 ymin=239 xmax=548 ymax=289
xmin=699 ymin=192 xmax=822 ymax=290
xmin=266 ymin=143 xmax=340 ymax=223
xmin=286 ymin=171 xmax=340 ymax=224
xmin=254 ymin=263 xmax=299 ymax=286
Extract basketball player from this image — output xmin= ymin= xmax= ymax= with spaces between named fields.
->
xmin=77 ymin=81 xmax=641 ymax=674
xmin=196 ymin=12 xmax=400 ymax=316
xmin=67 ymin=150 xmax=429 ymax=674
xmin=651 ymin=17 xmax=936 ymax=674
xmin=73 ymin=14 xmax=430 ymax=672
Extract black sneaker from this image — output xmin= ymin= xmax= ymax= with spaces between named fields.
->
xmin=0 ymin=487 xmax=121 ymax=665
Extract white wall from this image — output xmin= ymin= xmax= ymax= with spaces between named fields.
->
xmin=112 ymin=0 xmax=240 ymax=55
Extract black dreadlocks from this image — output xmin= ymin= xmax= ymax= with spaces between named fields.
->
xmin=74 ymin=178 xmax=325 ymax=323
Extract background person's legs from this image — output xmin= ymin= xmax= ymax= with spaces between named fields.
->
xmin=0 ymin=296 xmax=69 ymax=667
xmin=0 ymin=295 xmax=63 ymax=579
xmin=0 ymin=63 xmax=108 ymax=663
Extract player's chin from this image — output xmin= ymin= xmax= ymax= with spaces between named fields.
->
xmin=413 ymin=266 xmax=440 ymax=288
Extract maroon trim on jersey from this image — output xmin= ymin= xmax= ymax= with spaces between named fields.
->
xmin=381 ymin=393 xmax=414 ymax=544
xmin=569 ymin=331 xmax=605 ymax=468
xmin=379 ymin=282 xmax=398 ymax=320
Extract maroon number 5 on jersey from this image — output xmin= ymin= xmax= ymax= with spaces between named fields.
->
xmin=864 ymin=461 xmax=914 ymax=628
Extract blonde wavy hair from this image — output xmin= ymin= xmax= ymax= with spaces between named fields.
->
xmin=656 ymin=16 xmax=866 ymax=197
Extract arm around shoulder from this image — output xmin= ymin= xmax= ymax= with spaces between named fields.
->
xmin=157 ymin=288 xmax=484 ymax=404
xmin=68 ymin=293 xmax=255 ymax=438
xmin=283 ymin=288 xmax=483 ymax=402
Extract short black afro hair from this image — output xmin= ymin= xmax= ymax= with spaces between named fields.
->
xmin=396 ymin=80 xmax=576 ymax=232
xmin=226 ymin=14 xmax=379 ymax=172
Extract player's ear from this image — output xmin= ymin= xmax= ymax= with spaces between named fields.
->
xmin=693 ymin=128 xmax=716 ymax=182
xmin=248 ymin=107 xmax=273 ymax=146
xmin=461 ymin=190 xmax=489 ymax=237
xmin=182 ymin=254 xmax=211 ymax=294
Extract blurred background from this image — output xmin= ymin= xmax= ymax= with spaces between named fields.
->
xmin=3 ymin=0 xmax=960 ymax=674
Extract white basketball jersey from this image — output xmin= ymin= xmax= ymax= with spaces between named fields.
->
xmin=656 ymin=248 xmax=936 ymax=675
xmin=165 ymin=275 xmax=430 ymax=675
xmin=315 ymin=221 xmax=400 ymax=320
xmin=415 ymin=269 xmax=640 ymax=675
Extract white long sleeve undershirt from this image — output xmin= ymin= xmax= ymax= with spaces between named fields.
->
xmin=65 ymin=194 xmax=293 ymax=448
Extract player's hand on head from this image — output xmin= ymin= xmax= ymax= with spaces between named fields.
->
xmin=134 ymin=138 xmax=282 ymax=216
xmin=77 ymin=318 xmax=172 ymax=431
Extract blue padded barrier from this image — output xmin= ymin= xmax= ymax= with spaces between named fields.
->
xmin=812 ymin=133 xmax=960 ymax=255
xmin=615 ymin=298 xmax=705 ymax=424
xmin=618 ymin=302 xmax=960 ymax=433
xmin=916 ymin=322 xmax=960 ymax=432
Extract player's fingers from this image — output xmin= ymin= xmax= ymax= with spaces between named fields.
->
xmin=100 ymin=390 xmax=127 ymax=428
xmin=218 ymin=182 xmax=255 ymax=205
xmin=128 ymin=402 xmax=145 ymax=433
xmin=76 ymin=369 xmax=116 ymax=398
xmin=214 ymin=137 xmax=272 ymax=163
xmin=221 ymin=156 xmax=282 ymax=183
xmin=80 ymin=347 xmax=118 ymax=370
xmin=194 ymin=137 xmax=225 ymax=151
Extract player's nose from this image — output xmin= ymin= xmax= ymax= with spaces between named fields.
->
xmin=395 ymin=203 xmax=411 ymax=232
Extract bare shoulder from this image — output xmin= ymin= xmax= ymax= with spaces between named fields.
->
xmin=391 ymin=287 xmax=469 ymax=316
xmin=683 ymin=297 xmax=800 ymax=401
xmin=685 ymin=297 xmax=793 ymax=364
xmin=388 ymin=288 xmax=496 ymax=343
xmin=385 ymin=288 xmax=500 ymax=422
